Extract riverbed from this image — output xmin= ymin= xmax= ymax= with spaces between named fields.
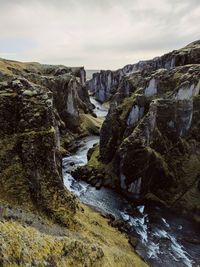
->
xmin=62 ymin=97 xmax=200 ymax=267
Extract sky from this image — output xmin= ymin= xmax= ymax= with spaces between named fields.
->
xmin=0 ymin=0 xmax=199 ymax=70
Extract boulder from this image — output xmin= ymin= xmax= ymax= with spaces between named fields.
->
xmin=128 ymin=236 xmax=139 ymax=248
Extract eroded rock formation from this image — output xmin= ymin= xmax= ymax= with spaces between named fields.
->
xmin=82 ymin=41 xmax=200 ymax=219
xmin=0 ymin=59 xmax=97 ymax=224
xmin=0 ymin=59 xmax=146 ymax=266
xmin=87 ymin=40 xmax=200 ymax=103
xmin=0 ymin=77 xmax=76 ymax=225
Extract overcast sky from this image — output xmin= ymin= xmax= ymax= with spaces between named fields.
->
xmin=0 ymin=0 xmax=199 ymax=69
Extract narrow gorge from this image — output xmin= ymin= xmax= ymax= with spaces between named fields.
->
xmin=75 ymin=41 xmax=200 ymax=266
xmin=0 ymin=59 xmax=146 ymax=267
xmin=0 ymin=40 xmax=200 ymax=267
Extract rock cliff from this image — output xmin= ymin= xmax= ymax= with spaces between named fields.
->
xmin=0 ymin=58 xmax=100 ymax=223
xmin=87 ymin=40 xmax=200 ymax=103
xmin=0 ymin=60 xmax=94 ymax=132
xmin=81 ymin=41 xmax=200 ymax=219
xmin=0 ymin=76 xmax=76 ymax=225
xmin=0 ymin=59 xmax=146 ymax=266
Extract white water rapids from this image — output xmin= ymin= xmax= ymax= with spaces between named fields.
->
xmin=62 ymin=97 xmax=200 ymax=267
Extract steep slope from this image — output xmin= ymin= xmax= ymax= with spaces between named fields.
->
xmin=0 ymin=59 xmax=101 ymax=148
xmin=80 ymin=41 xmax=200 ymax=220
xmin=87 ymin=40 xmax=200 ymax=102
xmin=0 ymin=59 xmax=93 ymax=128
xmin=0 ymin=202 xmax=148 ymax=267
xmin=0 ymin=59 xmax=147 ymax=266
xmin=0 ymin=76 xmax=76 ymax=225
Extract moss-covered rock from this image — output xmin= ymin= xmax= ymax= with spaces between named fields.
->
xmin=80 ymin=113 xmax=103 ymax=135
xmin=0 ymin=59 xmax=148 ymax=267
xmin=0 ymin=58 xmax=95 ymax=134
xmin=88 ymin=50 xmax=200 ymax=217
xmin=87 ymin=40 xmax=200 ymax=102
xmin=0 ymin=58 xmax=99 ymax=224
xmin=0 ymin=77 xmax=76 ymax=226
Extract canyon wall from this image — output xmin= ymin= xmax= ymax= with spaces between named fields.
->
xmin=0 ymin=59 xmax=97 ymax=224
xmin=81 ymin=41 xmax=200 ymax=219
xmin=87 ymin=40 xmax=200 ymax=103
xmin=0 ymin=59 xmax=147 ymax=267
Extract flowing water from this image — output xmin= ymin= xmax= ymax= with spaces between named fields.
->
xmin=62 ymin=97 xmax=200 ymax=267
xmin=90 ymin=97 xmax=108 ymax=118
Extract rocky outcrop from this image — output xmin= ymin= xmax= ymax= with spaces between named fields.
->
xmin=0 ymin=59 xmax=148 ymax=267
xmin=0 ymin=60 xmax=94 ymax=133
xmin=87 ymin=40 xmax=200 ymax=102
xmin=27 ymin=73 xmax=92 ymax=132
xmin=100 ymin=65 xmax=200 ymax=162
xmin=0 ymin=58 xmax=102 ymax=226
xmin=0 ymin=58 xmax=100 ymax=224
xmin=0 ymin=77 xmax=76 ymax=225
xmin=87 ymin=70 xmax=124 ymax=102
xmin=100 ymin=65 xmax=200 ymax=192
xmin=85 ymin=42 xmax=200 ymax=218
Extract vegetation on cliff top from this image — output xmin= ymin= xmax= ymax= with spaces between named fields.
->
xmin=0 ymin=59 xmax=148 ymax=266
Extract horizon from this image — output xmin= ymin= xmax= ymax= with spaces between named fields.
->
xmin=1 ymin=39 xmax=198 ymax=72
xmin=0 ymin=0 xmax=199 ymax=69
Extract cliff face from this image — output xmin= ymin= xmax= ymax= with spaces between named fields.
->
xmin=83 ymin=41 xmax=200 ymax=218
xmin=0 ymin=59 xmax=96 ymax=224
xmin=114 ymin=65 xmax=200 ymax=202
xmin=0 ymin=59 xmax=147 ymax=267
xmin=0 ymin=60 xmax=94 ymax=133
xmin=0 ymin=77 xmax=76 ymax=225
xmin=87 ymin=40 xmax=200 ymax=103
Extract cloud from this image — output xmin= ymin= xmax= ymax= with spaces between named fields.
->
xmin=0 ymin=0 xmax=199 ymax=69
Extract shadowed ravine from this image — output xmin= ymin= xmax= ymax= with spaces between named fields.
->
xmin=63 ymin=97 xmax=200 ymax=267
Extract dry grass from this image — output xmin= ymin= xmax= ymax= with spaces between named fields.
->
xmin=0 ymin=201 xmax=148 ymax=267
xmin=80 ymin=113 xmax=104 ymax=135
xmin=0 ymin=58 xmax=41 ymax=75
xmin=76 ymin=204 xmax=148 ymax=267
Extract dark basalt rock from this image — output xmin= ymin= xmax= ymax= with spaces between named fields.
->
xmin=87 ymin=40 xmax=200 ymax=103
xmin=0 ymin=77 xmax=76 ymax=225
xmin=87 ymin=41 xmax=200 ymax=217
xmin=0 ymin=61 xmax=94 ymax=226
xmin=128 ymin=236 xmax=139 ymax=248
xmin=0 ymin=60 xmax=94 ymax=133
xmin=23 ymin=68 xmax=93 ymax=132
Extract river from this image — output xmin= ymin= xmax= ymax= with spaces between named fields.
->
xmin=62 ymin=97 xmax=200 ymax=267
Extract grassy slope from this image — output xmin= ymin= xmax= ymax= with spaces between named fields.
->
xmin=0 ymin=201 xmax=147 ymax=267
xmin=80 ymin=114 xmax=104 ymax=135
xmin=0 ymin=58 xmax=41 ymax=75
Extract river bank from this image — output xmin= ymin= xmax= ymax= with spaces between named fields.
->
xmin=63 ymin=97 xmax=200 ymax=267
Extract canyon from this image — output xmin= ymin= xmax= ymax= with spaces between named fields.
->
xmin=0 ymin=59 xmax=145 ymax=266
xmin=0 ymin=40 xmax=200 ymax=267
xmin=80 ymin=41 xmax=200 ymax=222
